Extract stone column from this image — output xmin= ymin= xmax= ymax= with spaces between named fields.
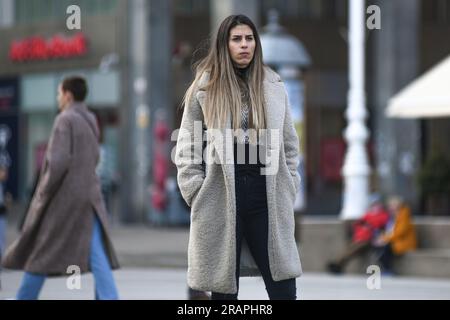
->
xmin=147 ymin=0 xmax=173 ymax=224
xmin=122 ymin=0 xmax=151 ymax=222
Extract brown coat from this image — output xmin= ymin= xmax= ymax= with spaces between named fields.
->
xmin=2 ymin=102 xmax=119 ymax=275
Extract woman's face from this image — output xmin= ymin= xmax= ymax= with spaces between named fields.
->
xmin=228 ymin=24 xmax=256 ymax=68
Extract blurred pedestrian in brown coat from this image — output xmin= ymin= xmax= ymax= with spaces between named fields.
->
xmin=2 ymin=76 xmax=119 ymax=299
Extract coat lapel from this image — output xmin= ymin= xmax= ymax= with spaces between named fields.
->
xmin=262 ymin=79 xmax=283 ymax=202
xmin=196 ymin=91 xmax=235 ymax=198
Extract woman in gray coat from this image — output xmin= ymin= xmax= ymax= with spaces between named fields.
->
xmin=175 ymin=15 xmax=302 ymax=299
xmin=2 ymin=76 xmax=119 ymax=299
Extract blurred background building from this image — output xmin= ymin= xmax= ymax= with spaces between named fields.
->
xmin=0 ymin=0 xmax=449 ymax=225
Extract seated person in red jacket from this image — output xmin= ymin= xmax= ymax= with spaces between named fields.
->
xmin=327 ymin=194 xmax=390 ymax=274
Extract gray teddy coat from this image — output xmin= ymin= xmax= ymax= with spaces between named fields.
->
xmin=175 ymin=67 xmax=302 ymax=294
xmin=2 ymin=102 xmax=119 ymax=275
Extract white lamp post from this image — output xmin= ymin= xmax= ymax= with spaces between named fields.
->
xmin=340 ymin=0 xmax=371 ymax=220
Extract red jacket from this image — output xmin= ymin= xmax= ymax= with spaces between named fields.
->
xmin=352 ymin=205 xmax=390 ymax=243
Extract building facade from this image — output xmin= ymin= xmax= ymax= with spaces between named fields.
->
xmin=1 ymin=0 xmax=449 ymax=223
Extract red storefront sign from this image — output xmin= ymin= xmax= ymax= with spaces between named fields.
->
xmin=9 ymin=32 xmax=88 ymax=62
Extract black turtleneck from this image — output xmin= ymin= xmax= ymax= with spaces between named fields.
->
xmin=235 ymin=65 xmax=250 ymax=81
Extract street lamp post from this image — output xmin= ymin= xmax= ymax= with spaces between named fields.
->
xmin=340 ymin=0 xmax=371 ymax=220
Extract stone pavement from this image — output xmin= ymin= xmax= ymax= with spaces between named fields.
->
xmin=2 ymin=268 xmax=450 ymax=300
xmin=4 ymin=221 xmax=191 ymax=269
xmin=4 ymin=214 xmax=450 ymax=280
xmin=109 ymin=225 xmax=190 ymax=269
xmin=3 ymin=217 xmax=450 ymax=300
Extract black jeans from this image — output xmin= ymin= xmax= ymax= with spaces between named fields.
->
xmin=211 ymin=142 xmax=297 ymax=300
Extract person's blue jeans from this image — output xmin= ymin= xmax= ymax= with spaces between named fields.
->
xmin=16 ymin=214 xmax=119 ymax=300
xmin=0 ymin=215 xmax=6 ymax=259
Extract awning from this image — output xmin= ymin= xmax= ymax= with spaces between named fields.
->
xmin=386 ymin=55 xmax=450 ymax=118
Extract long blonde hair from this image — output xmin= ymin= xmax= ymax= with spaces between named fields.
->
xmin=182 ymin=15 xmax=266 ymax=133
